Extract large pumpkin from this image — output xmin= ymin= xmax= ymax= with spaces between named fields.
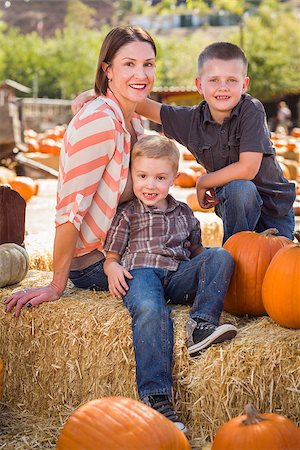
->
xmin=56 ymin=397 xmax=190 ymax=450
xmin=0 ymin=358 xmax=3 ymax=400
xmin=0 ymin=243 xmax=29 ymax=287
xmin=10 ymin=176 xmax=38 ymax=201
xmin=262 ymin=232 xmax=300 ymax=329
xmin=223 ymin=229 xmax=292 ymax=316
xmin=212 ymin=404 xmax=300 ymax=450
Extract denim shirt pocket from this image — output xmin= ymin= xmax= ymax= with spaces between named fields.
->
xmin=196 ymin=144 xmax=214 ymax=172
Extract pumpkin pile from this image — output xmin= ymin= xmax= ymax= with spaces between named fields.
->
xmin=56 ymin=396 xmax=191 ymax=450
xmin=24 ymin=125 xmax=65 ymax=157
xmin=212 ymin=404 xmax=300 ymax=450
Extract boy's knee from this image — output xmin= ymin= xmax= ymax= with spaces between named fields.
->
xmin=207 ymin=247 xmax=234 ymax=269
xmin=223 ymin=180 xmax=260 ymax=207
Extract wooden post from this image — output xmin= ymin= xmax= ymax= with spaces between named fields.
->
xmin=0 ymin=186 xmax=26 ymax=246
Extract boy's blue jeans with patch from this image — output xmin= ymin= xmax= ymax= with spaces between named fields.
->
xmin=215 ymin=180 xmax=295 ymax=243
xmin=123 ymin=248 xmax=234 ymax=399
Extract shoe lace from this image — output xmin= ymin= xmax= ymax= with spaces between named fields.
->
xmin=196 ymin=321 xmax=215 ymax=331
xmin=147 ymin=396 xmax=180 ymax=422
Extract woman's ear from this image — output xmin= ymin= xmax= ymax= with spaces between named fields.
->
xmin=101 ymin=62 xmax=111 ymax=79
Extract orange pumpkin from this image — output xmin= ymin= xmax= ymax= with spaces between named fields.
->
xmin=174 ymin=169 xmax=197 ymax=188
xmin=290 ymin=127 xmax=300 ymax=138
xmin=56 ymin=397 xmax=190 ymax=450
xmin=262 ymin=232 xmax=300 ymax=329
xmin=39 ymin=138 xmax=62 ymax=156
xmin=0 ymin=358 xmax=3 ymax=400
xmin=223 ymin=229 xmax=292 ymax=316
xmin=10 ymin=176 xmax=38 ymax=201
xmin=182 ymin=151 xmax=196 ymax=161
xmin=186 ymin=192 xmax=214 ymax=213
xmin=212 ymin=404 xmax=300 ymax=450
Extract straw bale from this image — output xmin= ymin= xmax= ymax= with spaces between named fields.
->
xmin=0 ymin=270 xmax=299 ymax=449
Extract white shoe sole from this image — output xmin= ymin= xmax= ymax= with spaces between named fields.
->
xmin=188 ymin=324 xmax=237 ymax=356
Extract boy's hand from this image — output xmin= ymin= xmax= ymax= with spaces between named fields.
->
xmin=197 ymin=187 xmax=219 ymax=209
xmin=105 ymin=261 xmax=133 ymax=299
xmin=71 ymin=89 xmax=96 ymax=115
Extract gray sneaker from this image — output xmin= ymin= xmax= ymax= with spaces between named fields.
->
xmin=187 ymin=318 xmax=237 ymax=356
xmin=142 ymin=395 xmax=187 ymax=434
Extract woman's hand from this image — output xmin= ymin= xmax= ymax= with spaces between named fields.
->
xmin=71 ymin=89 xmax=96 ymax=115
xmin=4 ymin=283 xmax=62 ymax=318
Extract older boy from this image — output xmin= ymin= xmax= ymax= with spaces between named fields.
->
xmin=136 ymin=42 xmax=296 ymax=242
xmin=103 ymin=134 xmax=237 ymax=432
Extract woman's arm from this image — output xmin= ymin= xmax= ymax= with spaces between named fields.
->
xmin=4 ymin=222 xmax=79 ymax=317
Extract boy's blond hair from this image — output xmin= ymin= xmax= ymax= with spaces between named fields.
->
xmin=132 ymin=134 xmax=180 ymax=172
xmin=198 ymin=42 xmax=248 ymax=75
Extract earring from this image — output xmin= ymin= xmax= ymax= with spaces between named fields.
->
xmin=108 ymin=78 xmax=112 ymax=82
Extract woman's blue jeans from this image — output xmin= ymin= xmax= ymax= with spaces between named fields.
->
xmin=215 ymin=180 xmax=295 ymax=243
xmin=69 ymin=260 xmax=108 ymax=291
xmin=123 ymin=248 xmax=234 ymax=399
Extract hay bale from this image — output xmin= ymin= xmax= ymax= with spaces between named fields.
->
xmin=0 ymin=270 xmax=299 ymax=449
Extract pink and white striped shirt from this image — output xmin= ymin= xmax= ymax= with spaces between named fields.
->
xmin=55 ymin=90 xmax=144 ymax=257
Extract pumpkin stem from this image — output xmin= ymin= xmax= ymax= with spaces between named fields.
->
xmin=242 ymin=404 xmax=266 ymax=425
xmin=293 ymin=231 xmax=300 ymax=243
xmin=260 ymin=228 xmax=279 ymax=236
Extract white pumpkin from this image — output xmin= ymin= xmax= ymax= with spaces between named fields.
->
xmin=0 ymin=243 xmax=29 ymax=287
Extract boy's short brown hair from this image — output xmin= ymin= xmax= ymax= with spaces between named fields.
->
xmin=132 ymin=134 xmax=180 ymax=172
xmin=198 ymin=42 xmax=248 ymax=75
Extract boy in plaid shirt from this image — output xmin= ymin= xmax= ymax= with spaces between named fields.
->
xmin=104 ymin=134 xmax=237 ymax=432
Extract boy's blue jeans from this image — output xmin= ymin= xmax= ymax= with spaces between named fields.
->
xmin=215 ymin=180 xmax=295 ymax=243
xmin=123 ymin=248 xmax=234 ymax=399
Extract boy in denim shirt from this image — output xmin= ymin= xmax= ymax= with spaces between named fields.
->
xmin=104 ymin=134 xmax=237 ymax=432
xmin=137 ymin=42 xmax=296 ymax=242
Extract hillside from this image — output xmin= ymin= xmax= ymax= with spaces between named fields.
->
xmin=0 ymin=0 xmax=114 ymax=36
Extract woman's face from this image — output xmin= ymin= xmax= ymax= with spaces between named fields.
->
xmin=105 ymin=41 xmax=156 ymax=111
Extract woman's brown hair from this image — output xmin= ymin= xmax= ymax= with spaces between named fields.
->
xmin=94 ymin=25 xmax=156 ymax=96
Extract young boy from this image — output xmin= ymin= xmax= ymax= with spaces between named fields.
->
xmin=103 ymin=134 xmax=237 ymax=432
xmin=135 ymin=42 xmax=296 ymax=243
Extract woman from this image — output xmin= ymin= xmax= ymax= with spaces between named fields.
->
xmin=5 ymin=25 xmax=156 ymax=317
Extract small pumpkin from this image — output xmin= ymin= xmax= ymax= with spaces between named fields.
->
xmin=9 ymin=176 xmax=38 ymax=201
xmin=174 ymin=169 xmax=197 ymax=188
xmin=0 ymin=358 xmax=3 ymax=400
xmin=56 ymin=397 xmax=190 ymax=450
xmin=0 ymin=243 xmax=29 ymax=287
xmin=262 ymin=231 xmax=300 ymax=329
xmin=290 ymin=127 xmax=300 ymax=138
xmin=39 ymin=138 xmax=62 ymax=156
xmin=212 ymin=404 xmax=300 ymax=450
xmin=186 ymin=192 xmax=214 ymax=213
xmin=223 ymin=229 xmax=292 ymax=316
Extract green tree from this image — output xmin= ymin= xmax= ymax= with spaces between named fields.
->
xmin=64 ymin=0 xmax=97 ymax=28
xmin=228 ymin=0 xmax=300 ymax=100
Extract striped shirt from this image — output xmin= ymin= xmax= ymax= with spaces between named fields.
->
xmin=55 ymin=90 xmax=144 ymax=257
xmin=104 ymin=195 xmax=202 ymax=271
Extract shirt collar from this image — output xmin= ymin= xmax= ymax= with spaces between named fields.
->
xmin=134 ymin=194 xmax=180 ymax=213
xmin=99 ymin=89 xmax=142 ymax=133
